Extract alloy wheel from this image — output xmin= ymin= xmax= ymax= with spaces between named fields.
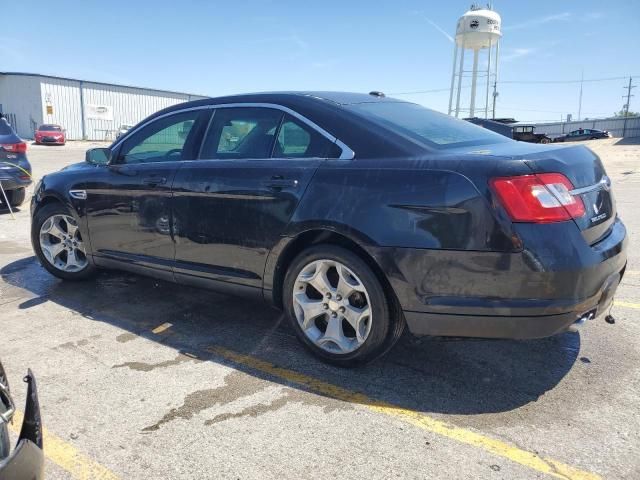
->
xmin=39 ymin=214 xmax=88 ymax=272
xmin=293 ymin=259 xmax=372 ymax=354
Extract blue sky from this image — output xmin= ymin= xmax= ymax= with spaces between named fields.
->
xmin=2 ymin=0 xmax=639 ymax=121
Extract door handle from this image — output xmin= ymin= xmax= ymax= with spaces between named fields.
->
xmin=142 ymin=176 xmax=167 ymax=186
xmin=264 ymin=177 xmax=299 ymax=189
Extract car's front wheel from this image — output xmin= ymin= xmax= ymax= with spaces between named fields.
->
xmin=32 ymin=203 xmax=95 ymax=280
xmin=283 ymin=245 xmax=393 ymax=367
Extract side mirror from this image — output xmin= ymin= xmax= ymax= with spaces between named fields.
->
xmin=86 ymin=147 xmax=111 ymax=165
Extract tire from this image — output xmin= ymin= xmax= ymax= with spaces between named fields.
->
xmin=283 ymin=244 xmax=394 ymax=367
xmin=31 ymin=202 xmax=96 ymax=281
xmin=0 ymin=425 xmax=8 ymax=460
xmin=0 ymin=362 xmax=10 ymax=460
xmin=540 ymin=137 xmax=550 ymax=144
xmin=7 ymin=187 xmax=26 ymax=207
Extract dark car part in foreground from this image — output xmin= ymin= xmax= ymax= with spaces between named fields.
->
xmin=30 ymin=92 xmax=627 ymax=366
xmin=554 ymin=128 xmax=612 ymax=142
xmin=0 ymin=117 xmax=32 ymax=208
xmin=0 ymin=361 xmax=44 ymax=480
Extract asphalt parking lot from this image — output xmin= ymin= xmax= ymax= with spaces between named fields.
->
xmin=1 ymin=139 xmax=639 ymax=479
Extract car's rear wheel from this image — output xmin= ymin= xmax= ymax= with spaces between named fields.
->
xmin=7 ymin=187 xmax=26 ymax=207
xmin=32 ymin=203 xmax=95 ymax=280
xmin=283 ymin=245 xmax=392 ymax=366
xmin=0 ymin=362 xmax=9 ymax=460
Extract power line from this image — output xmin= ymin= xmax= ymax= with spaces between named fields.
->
xmin=389 ymin=75 xmax=640 ymax=95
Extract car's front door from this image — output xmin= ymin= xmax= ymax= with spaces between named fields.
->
xmin=85 ymin=109 xmax=209 ymax=279
xmin=171 ymin=106 xmax=339 ymax=295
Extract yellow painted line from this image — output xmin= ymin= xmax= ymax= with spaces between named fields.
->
xmin=614 ymin=300 xmax=640 ymax=309
xmin=206 ymin=345 xmax=600 ymax=480
xmin=151 ymin=322 xmax=173 ymax=334
xmin=9 ymin=410 xmax=119 ymax=480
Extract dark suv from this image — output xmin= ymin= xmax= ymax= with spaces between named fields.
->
xmin=0 ymin=117 xmax=32 ymax=208
xmin=30 ymin=92 xmax=627 ymax=366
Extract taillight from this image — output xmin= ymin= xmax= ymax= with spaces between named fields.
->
xmin=490 ymin=173 xmax=585 ymax=223
xmin=0 ymin=142 xmax=27 ymax=153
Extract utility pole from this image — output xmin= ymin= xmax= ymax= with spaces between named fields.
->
xmin=622 ymin=76 xmax=636 ymax=137
xmin=623 ymin=76 xmax=636 ymax=116
xmin=578 ymin=70 xmax=584 ymax=121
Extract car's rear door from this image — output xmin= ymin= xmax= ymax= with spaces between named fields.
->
xmin=85 ymin=108 xmax=209 ymax=279
xmin=171 ymin=105 xmax=338 ymax=294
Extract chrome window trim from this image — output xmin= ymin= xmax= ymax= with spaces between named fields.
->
xmin=569 ymin=176 xmax=611 ymax=196
xmin=112 ymin=103 xmax=355 ymax=160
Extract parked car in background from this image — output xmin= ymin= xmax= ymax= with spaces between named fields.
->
xmin=511 ymin=125 xmax=552 ymax=144
xmin=0 ymin=117 xmax=32 ymax=208
xmin=554 ymin=128 xmax=612 ymax=142
xmin=0 ymin=360 xmax=44 ymax=480
xmin=116 ymin=124 xmax=134 ymax=139
xmin=464 ymin=118 xmax=551 ymax=143
xmin=35 ymin=124 xmax=66 ymax=145
xmin=30 ymin=92 xmax=627 ymax=366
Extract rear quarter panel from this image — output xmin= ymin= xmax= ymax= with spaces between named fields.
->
xmin=287 ymin=156 xmax=523 ymax=252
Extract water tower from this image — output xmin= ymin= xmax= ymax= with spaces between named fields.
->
xmin=448 ymin=4 xmax=502 ymax=118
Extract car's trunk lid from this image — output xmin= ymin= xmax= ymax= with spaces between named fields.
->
xmin=519 ymin=144 xmax=615 ymax=245
xmin=452 ymin=141 xmax=615 ymax=245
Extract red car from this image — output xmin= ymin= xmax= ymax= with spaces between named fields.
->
xmin=34 ymin=124 xmax=65 ymax=145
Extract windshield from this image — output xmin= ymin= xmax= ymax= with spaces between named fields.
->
xmin=349 ymin=102 xmax=511 ymax=150
xmin=38 ymin=125 xmax=62 ymax=131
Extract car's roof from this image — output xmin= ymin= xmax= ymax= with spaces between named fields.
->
xmin=215 ymin=91 xmax=402 ymax=105
xmin=158 ymin=91 xmax=404 ymax=115
xmin=39 ymin=124 xmax=62 ymax=128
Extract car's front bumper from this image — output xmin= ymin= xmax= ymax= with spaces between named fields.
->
xmin=370 ymin=218 xmax=627 ymax=339
xmin=0 ymin=371 xmax=44 ymax=480
xmin=35 ymin=137 xmax=64 ymax=144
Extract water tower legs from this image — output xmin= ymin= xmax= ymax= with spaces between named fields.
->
xmin=469 ymin=49 xmax=479 ymax=117
xmin=448 ymin=44 xmax=458 ymax=115
xmin=454 ymin=44 xmax=465 ymax=118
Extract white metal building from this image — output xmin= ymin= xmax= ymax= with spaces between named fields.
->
xmin=0 ymin=72 xmax=208 ymax=141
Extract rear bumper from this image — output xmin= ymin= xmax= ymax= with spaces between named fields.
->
xmin=0 ymin=177 xmax=31 ymax=190
xmin=370 ymin=217 xmax=627 ymax=339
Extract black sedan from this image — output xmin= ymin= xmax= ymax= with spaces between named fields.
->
xmin=30 ymin=92 xmax=627 ymax=366
xmin=554 ymin=128 xmax=612 ymax=142
xmin=0 ymin=117 xmax=32 ymax=209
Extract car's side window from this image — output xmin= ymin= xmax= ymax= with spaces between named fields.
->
xmin=200 ymin=107 xmax=283 ymax=160
xmin=119 ymin=110 xmax=201 ymax=164
xmin=273 ymin=114 xmax=337 ymax=158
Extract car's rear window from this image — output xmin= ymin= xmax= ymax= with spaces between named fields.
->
xmin=39 ymin=125 xmax=62 ymax=131
xmin=349 ymin=102 xmax=510 ymax=150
